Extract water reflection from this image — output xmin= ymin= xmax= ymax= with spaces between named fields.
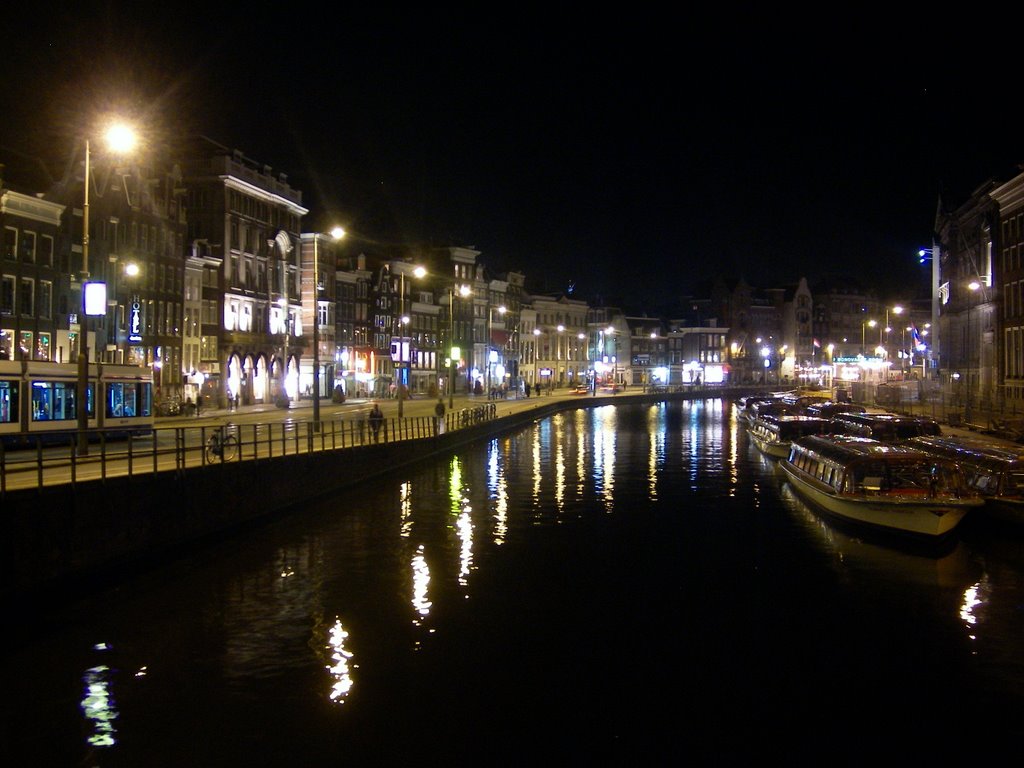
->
xmin=7 ymin=399 xmax=1024 ymax=765
xmin=486 ymin=439 xmax=509 ymax=545
xmin=80 ymin=646 xmax=118 ymax=749
xmin=777 ymin=480 xmax=976 ymax=589
xmin=410 ymin=543 xmax=432 ymax=625
xmin=594 ymin=406 xmax=616 ymax=511
xmin=325 ymin=619 xmax=354 ymax=703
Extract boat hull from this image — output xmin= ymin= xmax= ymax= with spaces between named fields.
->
xmin=777 ymin=459 xmax=974 ymax=538
xmin=748 ymin=430 xmax=792 ymax=459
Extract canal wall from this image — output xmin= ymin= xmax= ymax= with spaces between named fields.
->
xmin=2 ymin=398 xmax=573 ymax=610
xmin=3 ymin=388 xmax=765 ymax=610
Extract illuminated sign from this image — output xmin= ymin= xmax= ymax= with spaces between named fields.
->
xmin=83 ymin=282 xmax=107 ymax=316
xmin=390 ymin=337 xmax=410 ymax=363
xmin=128 ymin=300 xmax=142 ymax=343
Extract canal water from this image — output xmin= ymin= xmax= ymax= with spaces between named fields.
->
xmin=6 ymin=399 xmax=1024 ymax=765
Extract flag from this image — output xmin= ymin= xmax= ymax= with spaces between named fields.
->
xmin=911 ymin=324 xmax=923 ymax=349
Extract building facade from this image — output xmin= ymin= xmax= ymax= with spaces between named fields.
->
xmin=180 ymin=138 xmax=308 ymax=408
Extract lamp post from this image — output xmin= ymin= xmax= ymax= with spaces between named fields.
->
xmin=77 ymin=123 xmax=136 ymax=455
xmin=486 ymin=305 xmax=506 ymax=396
xmin=966 ymin=280 xmax=981 ymax=420
xmin=605 ymin=326 xmax=616 ymax=389
xmin=886 ymin=305 xmax=903 ymax=380
xmin=448 ymin=284 xmax=470 ymax=409
xmin=903 ymin=325 xmax=912 ymax=376
xmin=310 ymin=227 xmax=345 ymax=430
xmin=533 ymin=327 xmax=542 ymax=394
xmin=861 ymin=319 xmax=876 ymax=357
xmin=278 ymin=296 xmax=290 ymax=403
xmin=393 ymin=264 xmax=425 ymax=418
xmin=594 ymin=327 xmax=610 ymax=396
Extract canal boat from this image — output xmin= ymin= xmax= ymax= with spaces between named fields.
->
xmin=747 ymin=413 xmax=836 ymax=459
xmin=903 ymin=435 xmax=1024 ymax=527
xmin=803 ymin=401 xmax=867 ymax=419
xmin=736 ymin=394 xmax=790 ymax=424
xmin=831 ymin=412 xmax=942 ymax=441
xmin=778 ymin=434 xmax=982 ymax=539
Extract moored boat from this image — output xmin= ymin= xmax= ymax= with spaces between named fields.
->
xmin=831 ymin=412 xmax=942 ymax=441
xmin=777 ymin=435 xmax=982 ymax=539
xmin=903 ymin=435 xmax=1024 ymax=528
xmin=747 ymin=414 xmax=836 ymax=459
xmin=736 ymin=392 xmax=795 ymax=424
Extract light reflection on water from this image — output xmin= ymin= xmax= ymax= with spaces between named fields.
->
xmin=7 ymin=399 xmax=1024 ymax=764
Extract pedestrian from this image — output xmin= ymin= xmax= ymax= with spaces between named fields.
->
xmin=195 ymin=393 xmax=202 ymax=416
xmin=434 ymin=397 xmax=446 ymax=435
xmin=524 ymin=382 xmax=530 ymax=398
xmin=534 ymin=382 xmax=541 ymax=397
xmin=369 ymin=402 xmax=384 ymax=442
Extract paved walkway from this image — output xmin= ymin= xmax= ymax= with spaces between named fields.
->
xmin=162 ymin=388 xmax=1024 ymax=451
xmin=160 ymin=387 xmax=620 ymax=424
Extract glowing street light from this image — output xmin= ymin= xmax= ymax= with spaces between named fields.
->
xmin=486 ymin=305 xmax=506 ymax=395
xmin=448 ymin=284 xmax=471 ymax=409
xmin=310 ymin=226 xmax=345 ymax=429
xmin=966 ymin=280 xmax=981 ymax=419
xmin=77 ymin=121 xmax=136 ymax=455
xmin=862 ymin=319 xmax=876 ymax=356
xmin=393 ymin=263 xmax=425 ymax=418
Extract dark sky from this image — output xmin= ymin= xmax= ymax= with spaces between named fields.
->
xmin=2 ymin=6 xmax=1020 ymax=310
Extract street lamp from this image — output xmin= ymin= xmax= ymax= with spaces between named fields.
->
xmin=862 ymin=319 xmax=876 ymax=356
xmin=311 ymin=226 xmax=345 ymax=430
xmin=883 ymin=305 xmax=903 ymax=380
xmin=77 ymin=121 xmax=136 ymax=455
xmin=903 ymin=325 xmax=912 ymax=376
xmin=966 ymin=280 xmax=981 ymax=419
xmin=532 ymin=327 xmax=542 ymax=394
xmin=448 ymin=284 xmax=471 ymax=409
xmin=487 ymin=305 xmax=506 ymax=395
xmin=394 ymin=263 xmax=425 ymax=418
xmin=604 ymin=326 xmax=616 ymax=389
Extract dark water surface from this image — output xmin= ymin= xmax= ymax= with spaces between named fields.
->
xmin=6 ymin=399 xmax=1024 ymax=765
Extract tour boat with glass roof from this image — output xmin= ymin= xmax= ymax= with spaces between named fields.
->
xmin=778 ymin=435 xmax=982 ymax=539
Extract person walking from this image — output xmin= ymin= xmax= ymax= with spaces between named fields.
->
xmin=369 ymin=402 xmax=384 ymax=442
xmin=434 ymin=397 xmax=446 ymax=435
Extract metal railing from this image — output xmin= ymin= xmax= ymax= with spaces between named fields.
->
xmin=0 ymin=403 xmax=500 ymax=494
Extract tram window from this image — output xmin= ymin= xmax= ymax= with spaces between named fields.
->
xmin=0 ymin=380 xmax=17 ymax=422
xmin=32 ymin=381 xmax=77 ymax=421
xmin=107 ymin=384 xmax=125 ymax=418
xmin=52 ymin=382 xmax=72 ymax=419
xmin=31 ymin=382 xmax=52 ymax=420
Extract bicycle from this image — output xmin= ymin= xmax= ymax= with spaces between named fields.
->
xmin=205 ymin=428 xmax=239 ymax=463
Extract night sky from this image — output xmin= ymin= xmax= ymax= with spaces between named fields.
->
xmin=2 ymin=7 xmax=1020 ymax=311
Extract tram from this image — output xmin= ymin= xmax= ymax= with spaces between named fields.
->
xmin=0 ymin=359 xmax=154 ymax=448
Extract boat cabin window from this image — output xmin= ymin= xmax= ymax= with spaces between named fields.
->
xmin=862 ymin=475 xmax=885 ymax=491
xmin=974 ymin=472 xmax=1000 ymax=495
xmin=1003 ymin=472 xmax=1024 ymax=493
